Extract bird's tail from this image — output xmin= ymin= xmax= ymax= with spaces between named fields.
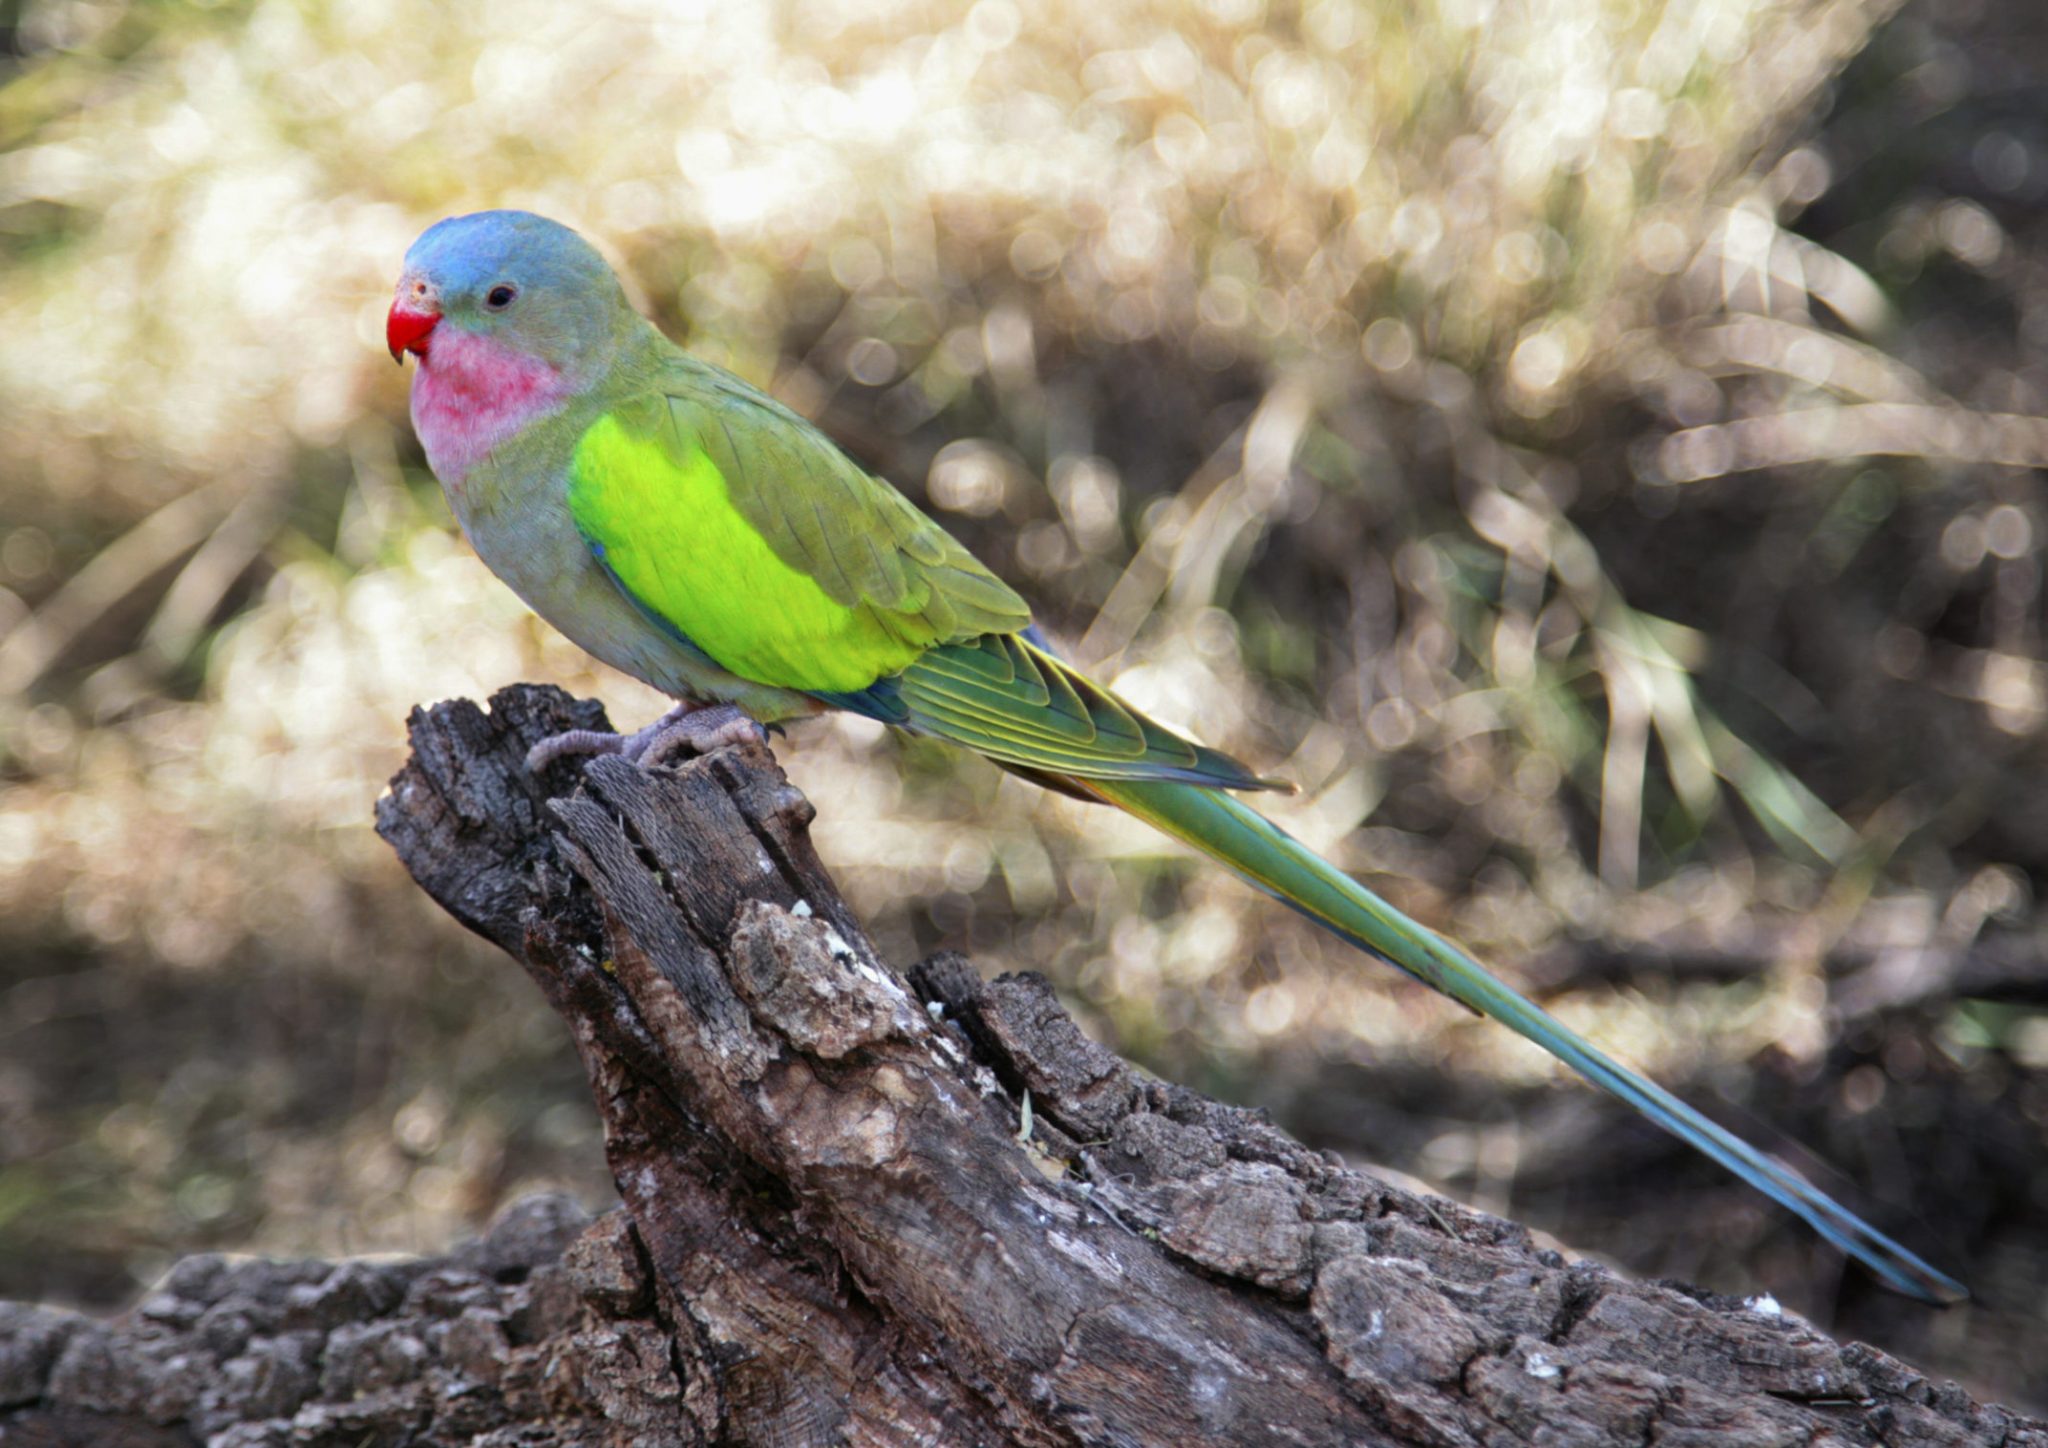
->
xmin=1073 ymin=773 xmax=1965 ymax=1304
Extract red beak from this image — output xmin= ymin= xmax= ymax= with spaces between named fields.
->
xmin=387 ymin=304 xmax=439 ymax=362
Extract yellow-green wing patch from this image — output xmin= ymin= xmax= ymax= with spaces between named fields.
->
xmin=672 ymin=361 xmax=1031 ymax=642
xmin=567 ymin=371 xmax=1027 ymax=694
xmin=570 ymin=406 xmax=913 ymax=691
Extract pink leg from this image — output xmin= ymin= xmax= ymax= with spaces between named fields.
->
xmin=525 ymin=701 xmax=767 ymax=774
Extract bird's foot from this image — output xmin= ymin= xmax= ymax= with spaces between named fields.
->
xmin=525 ymin=701 xmax=769 ymax=774
xmin=632 ymin=702 xmax=770 ymax=767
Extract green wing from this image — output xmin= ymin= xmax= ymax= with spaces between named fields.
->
xmin=569 ymin=356 xmax=1279 ymax=791
xmin=568 ymin=361 xmax=1029 ymax=693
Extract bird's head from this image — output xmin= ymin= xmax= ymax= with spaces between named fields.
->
xmin=388 ymin=210 xmax=628 ymax=377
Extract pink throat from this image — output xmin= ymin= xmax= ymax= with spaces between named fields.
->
xmin=409 ymin=326 xmax=571 ymax=485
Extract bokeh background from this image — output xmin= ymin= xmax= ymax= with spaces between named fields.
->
xmin=4 ymin=0 xmax=2046 ymax=1411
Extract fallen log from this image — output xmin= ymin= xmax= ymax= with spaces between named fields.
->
xmin=369 ymin=685 xmax=2040 ymax=1447
xmin=5 ymin=683 xmax=2034 ymax=1446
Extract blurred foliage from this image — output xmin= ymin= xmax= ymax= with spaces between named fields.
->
xmin=2 ymin=0 xmax=2045 ymax=1412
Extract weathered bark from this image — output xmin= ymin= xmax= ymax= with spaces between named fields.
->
xmin=0 ymin=1194 xmax=684 ymax=1448
xmin=7 ymin=684 xmax=2038 ymax=1447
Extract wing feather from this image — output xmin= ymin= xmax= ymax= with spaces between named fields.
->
xmin=889 ymin=635 xmax=1285 ymax=791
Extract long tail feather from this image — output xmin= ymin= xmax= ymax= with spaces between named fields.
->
xmin=1076 ymin=773 xmax=1966 ymax=1304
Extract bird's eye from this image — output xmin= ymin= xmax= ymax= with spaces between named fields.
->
xmin=486 ymin=284 xmax=517 ymax=309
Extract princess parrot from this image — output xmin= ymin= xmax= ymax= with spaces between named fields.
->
xmin=388 ymin=209 xmax=1961 ymax=1303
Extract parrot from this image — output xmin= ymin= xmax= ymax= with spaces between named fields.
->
xmin=388 ymin=209 xmax=1962 ymax=1303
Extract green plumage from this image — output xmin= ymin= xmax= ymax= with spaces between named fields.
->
xmin=569 ymin=376 xmax=1031 ymax=692
xmin=398 ymin=209 xmax=1964 ymax=1303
